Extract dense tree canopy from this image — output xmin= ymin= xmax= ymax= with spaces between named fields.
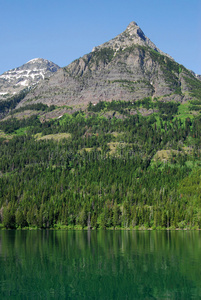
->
xmin=1 ymin=99 xmax=201 ymax=229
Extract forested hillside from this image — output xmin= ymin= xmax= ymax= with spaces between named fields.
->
xmin=1 ymin=98 xmax=201 ymax=229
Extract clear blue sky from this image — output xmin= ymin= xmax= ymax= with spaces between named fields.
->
xmin=0 ymin=0 xmax=201 ymax=75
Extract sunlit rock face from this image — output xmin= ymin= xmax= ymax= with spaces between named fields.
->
xmin=13 ymin=22 xmax=201 ymax=108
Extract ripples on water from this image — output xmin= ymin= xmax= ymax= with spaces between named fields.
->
xmin=0 ymin=230 xmax=201 ymax=299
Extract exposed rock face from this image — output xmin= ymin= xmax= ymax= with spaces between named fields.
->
xmin=92 ymin=22 xmax=172 ymax=59
xmin=18 ymin=22 xmax=201 ymax=107
xmin=0 ymin=58 xmax=60 ymax=101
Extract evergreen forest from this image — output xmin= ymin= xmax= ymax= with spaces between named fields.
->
xmin=1 ymin=98 xmax=201 ymax=230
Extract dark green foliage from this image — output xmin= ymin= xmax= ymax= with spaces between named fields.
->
xmin=12 ymin=103 xmax=56 ymax=114
xmin=0 ymin=115 xmax=41 ymax=133
xmin=90 ymin=48 xmax=115 ymax=65
xmin=88 ymin=98 xmax=154 ymax=113
xmin=0 ymin=88 xmax=30 ymax=116
xmin=189 ymin=105 xmax=201 ymax=111
xmin=158 ymin=101 xmax=179 ymax=120
xmin=1 ymin=100 xmax=201 ymax=229
xmin=3 ymin=206 xmax=15 ymax=229
xmin=88 ymin=98 xmax=179 ymax=120
xmin=15 ymin=210 xmax=27 ymax=228
xmin=189 ymin=99 xmax=201 ymax=111
xmin=184 ymin=76 xmax=201 ymax=100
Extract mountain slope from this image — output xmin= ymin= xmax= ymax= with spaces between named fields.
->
xmin=18 ymin=22 xmax=201 ymax=108
xmin=0 ymin=58 xmax=60 ymax=101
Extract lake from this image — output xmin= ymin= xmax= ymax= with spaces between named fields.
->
xmin=0 ymin=230 xmax=201 ymax=299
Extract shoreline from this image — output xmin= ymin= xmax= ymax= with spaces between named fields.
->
xmin=1 ymin=225 xmax=201 ymax=231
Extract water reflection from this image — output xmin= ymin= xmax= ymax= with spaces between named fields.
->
xmin=0 ymin=230 xmax=201 ymax=299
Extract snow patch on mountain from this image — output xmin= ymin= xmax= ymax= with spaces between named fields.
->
xmin=0 ymin=58 xmax=60 ymax=101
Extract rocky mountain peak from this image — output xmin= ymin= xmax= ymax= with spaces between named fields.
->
xmin=127 ymin=21 xmax=138 ymax=27
xmin=125 ymin=21 xmax=144 ymax=36
xmin=92 ymin=21 xmax=172 ymax=60
xmin=0 ymin=58 xmax=60 ymax=101
xmin=26 ymin=58 xmax=59 ymax=72
xmin=15 ymin=22 xmax=201 ymax=108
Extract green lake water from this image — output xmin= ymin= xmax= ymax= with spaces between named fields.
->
xmin=1 ymin=230 xmax=201 ymax=299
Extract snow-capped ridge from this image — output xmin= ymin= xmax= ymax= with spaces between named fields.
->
xmin=0 ymin=58 xmax=60 ymax=101
xmin=27 ymin=58 xmax=49 ymax=64
xmin=28 ymin=58 xmax=43 ymax=63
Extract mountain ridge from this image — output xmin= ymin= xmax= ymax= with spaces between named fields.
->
xmin=1 ymin=22 xmax=201 ymax=109
xmin=0 ymin=58 xmax=60 ymax=101
xmin=18 ymin=20 xmax=201 ymax=108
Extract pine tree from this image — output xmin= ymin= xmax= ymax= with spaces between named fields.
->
xmin=112 ymin=201 xmax=119 ymax=229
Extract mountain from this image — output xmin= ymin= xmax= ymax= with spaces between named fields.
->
xmin=2 ymin=23 xmax=201 ymax=232
xmin=0 ymin=58 xmax=60 ymax=101
xmin=18 ymin=22 xmax=201 ymax=108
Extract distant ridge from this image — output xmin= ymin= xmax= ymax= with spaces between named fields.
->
xmin=0 ymin=58 xmax=60 ymax=101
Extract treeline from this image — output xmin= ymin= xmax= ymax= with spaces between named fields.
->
xmin=88 ymin=98 xmax=179 ymax=120
xmin=0 ymin=115 xmax=41 ymax=134
xmin=12 ymin=103 xmax=56 ymax=114
xmin=0 ymin=88 xmax=30 ymax=117
xmin=0 ymin=89 xmax=55 ymax=120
